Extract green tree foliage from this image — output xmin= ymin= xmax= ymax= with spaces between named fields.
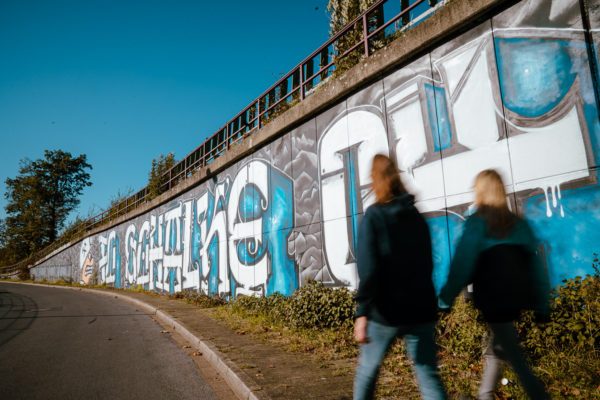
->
xmin=147 ymin=153 xmax=175 ymax=200
xmin=327 ymin=0 xmax=382 ymax=75
xmin=104 ymin=188 xmax=134 ymax=220
xmin=1 ymin=150 xmax=92 ymax=264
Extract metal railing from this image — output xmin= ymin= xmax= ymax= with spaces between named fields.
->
xmin=0 ymin=0 xmax=442 ymax=275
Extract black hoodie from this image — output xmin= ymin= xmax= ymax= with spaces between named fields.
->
xmin=355 ymin=193 xmax=438 ymax=325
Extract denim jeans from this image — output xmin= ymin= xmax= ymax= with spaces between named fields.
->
xmin=353 ymin=320 xmax=446 ymax=400
xmin=478 ymin=323 xmax=548 ymax=400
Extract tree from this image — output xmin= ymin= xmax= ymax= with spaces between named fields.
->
xmin=1 ymin=150 xmax=92 ymax=262
xmin=327 ymin=0 xmax=382 ymax=75
xmin=147 ymin=153 xmax=175 ymax=200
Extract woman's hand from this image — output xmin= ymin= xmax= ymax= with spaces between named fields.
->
xmin=354 ymin=316 xmax=369 ymax=344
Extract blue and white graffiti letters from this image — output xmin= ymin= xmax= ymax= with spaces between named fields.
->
xmin=317 ymin=19 xmax=599 ymax=289
xmin=93 ymin=160 xmax=295 ymax=297
xmin=99 ymin=231 xmax=121 ymax=287
xmin=318 ymin=107 xmax=388 ymax=288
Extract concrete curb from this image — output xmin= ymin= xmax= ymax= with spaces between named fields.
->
xmin=1 ymin=282 xmax=268 ymax=400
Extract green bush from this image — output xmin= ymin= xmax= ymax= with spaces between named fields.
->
xmin=18 ymin=266 xmax=30 ymax=281
xmin=509 ymin=260 xmax=600 ymax=398
xmin=229 ymin=281 xmax=355 ymax=330
xmin=435 ymin=264 xmax=600 ymax=399
xmin=286 ymin=281 xmax=354 ymax=329
xmin=170 ymin=289 xmax=227 ymax=308
xmin=436 ymin=297 xmax=487 ymax=396
xmin=517 ymin=259 xmax=599 ymax=354
xmin=210 ymin=267 xmax=600 ymax=398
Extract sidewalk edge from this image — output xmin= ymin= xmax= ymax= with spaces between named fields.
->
xmin=1 ymin=281 xmax=268 ymax=400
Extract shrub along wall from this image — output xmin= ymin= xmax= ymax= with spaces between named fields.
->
xmin=222 ymin=267 xmax=599 ymax=398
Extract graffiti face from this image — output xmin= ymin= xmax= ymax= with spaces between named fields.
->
xmin=34 ymin=0 xmax=600 ymax=293
xmin=79 ymin=238 xmax=95 ymax=285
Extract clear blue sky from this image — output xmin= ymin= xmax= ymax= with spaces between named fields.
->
xmin=0 ymin=0 xmax=330 ymax=227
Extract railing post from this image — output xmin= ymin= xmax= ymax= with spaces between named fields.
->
xmin=226 ymin=124 xmax=230 ymax=150
xmin=363 ymin=14 xmax=369 ymax=57
xmin=401 ymin=0 xmax=410 ymax=26
xmin=257 ymin=99 xmax=261 ymax=129
xmin=299 ymin=65 xmax=305 ymax=100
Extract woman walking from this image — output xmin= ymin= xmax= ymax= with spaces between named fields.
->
xmin=438 ymin=169 xmax=550 ymax=399
xmin=353 ymin=154 xmax=446 ymax=400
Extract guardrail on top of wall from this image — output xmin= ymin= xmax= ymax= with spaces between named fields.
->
xmin=0 ymin=0 xmax=444 ymax=276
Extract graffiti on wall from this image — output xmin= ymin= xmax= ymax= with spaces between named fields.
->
xmin=314 ymin=0 xmax=600 ymax=290
xmin=89 ymin=159 xmax=296 ymax=296
xmin=35 ymin=0 xmax=600 ymax=293
xmin=79 ymin=238 xmax=95 ymax=285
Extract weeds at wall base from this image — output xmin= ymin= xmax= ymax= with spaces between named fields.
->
xmin=216 ymin=279 xmax=599 ymax=399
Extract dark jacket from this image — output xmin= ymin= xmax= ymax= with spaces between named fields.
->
xmin=355 ymin=193 xmax=438 ymax=326
xmin=438 ymin=212 xmax=550 ymax=322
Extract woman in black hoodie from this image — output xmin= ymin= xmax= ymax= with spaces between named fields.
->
xmin=353 ymin=154 xmax=446 ymax=400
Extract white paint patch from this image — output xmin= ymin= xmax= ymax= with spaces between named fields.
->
xmin=451 ymin=46 xmax=501 ymax=149
xmin=509 ymin=106 xmax=589 ymax=185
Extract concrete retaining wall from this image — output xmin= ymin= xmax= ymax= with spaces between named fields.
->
xmin=33 ymin=0 xmax=600 ymax=295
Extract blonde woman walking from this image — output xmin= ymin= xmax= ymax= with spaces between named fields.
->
xmin=439 ymin=169 xmax=550 ymax=399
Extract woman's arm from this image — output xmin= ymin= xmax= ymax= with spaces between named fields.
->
xmin=438 ymin=216 xmax=484 ymax=309
xmin=355 ymin=209 xmax=378 ymax=319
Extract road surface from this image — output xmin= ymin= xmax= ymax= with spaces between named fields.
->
xmin=0 ymin=283 xmax=220 ymax=400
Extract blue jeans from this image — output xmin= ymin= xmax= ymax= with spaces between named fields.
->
xmin=353 ymin=320 xmax=446 ymax=400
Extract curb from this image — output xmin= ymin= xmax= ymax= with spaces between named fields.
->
xmin=1 ymin=281 xmax=268 ymax=400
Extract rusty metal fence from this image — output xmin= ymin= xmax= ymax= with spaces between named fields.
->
xmin=0 ymin=0 xmax=442 ymax=276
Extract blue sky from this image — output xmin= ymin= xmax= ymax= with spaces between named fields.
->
xmin=0 ymin=0 xmax=329 ymax=226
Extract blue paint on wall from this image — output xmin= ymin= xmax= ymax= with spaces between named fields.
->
xmin=426 ymin=212 xmax=468 ymax=294
xmin=239 ymin=184 xmax=264 ymax=221
xmin=495 ymin=38 xmax=577 ymax=118
xmin=265 ymin=169 xmax=297 ymax=295
xmin=109 ymin=235 xmax=122 ymax=288
xmin=495 ymin=36 xmax=600 ymax=165
xmin=169 ymin=217 xmax=177 ymax=253
xmin=208 ymin=234 xmax=220 ymax=296
xmin=127 ymin=231 xmax=138 ymax=279
xmin=191 ymin=200 xmax=202 ymax=273
xmin=345 ymin=150 xmax=361 ymax=257
xmin=138 ymin=230 xmax=150 ymax=277
xmin=425 ymin=214 xmax=451 ymax=294
xmin=424 ymin=83 xmax=452 ymax=152
xmin=522 ymin=181 xmax=600 ymax=287
xmin=168 ymin=267 xmax=177 ymax=294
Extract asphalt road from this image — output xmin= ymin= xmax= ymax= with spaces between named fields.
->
xmin=0 ymin=283 xmax=218 ymax=400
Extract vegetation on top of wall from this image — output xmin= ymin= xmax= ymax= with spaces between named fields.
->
xmin=147 ymin=153 xmax=175 ymax=200
xmin=327 ymin=0 xmax=382 ymax=76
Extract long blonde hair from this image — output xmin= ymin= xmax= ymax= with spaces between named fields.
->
xmin=474 ymin=169 xmax=516 ymax=237
xmin=371 ymin=154 xmax=406 ymax=203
